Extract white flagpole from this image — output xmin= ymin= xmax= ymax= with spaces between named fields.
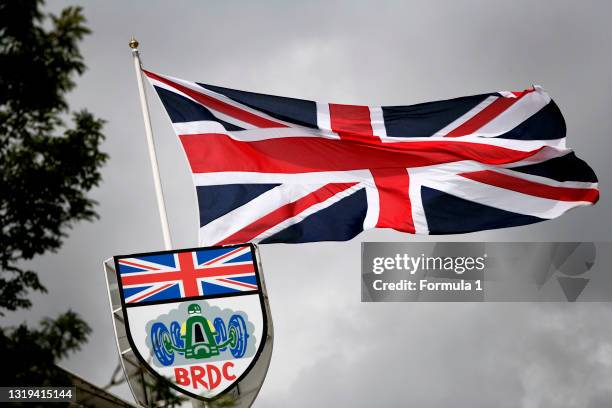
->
xmin=129 ymin=37 xmax=173 ymax=250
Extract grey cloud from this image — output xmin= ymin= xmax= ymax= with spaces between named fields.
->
xmin=6 ymin=0 xmax=612 ymax=406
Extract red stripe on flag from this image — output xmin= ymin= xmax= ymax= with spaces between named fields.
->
xmin=216 ymin=278 xmax=258 ymax=290
xmin=329 ymin=104 xmax=376 ymax=142
xmin=118 ymin=259 xmax=160 ymax=271
xmin=216 ymin=183 xmax=358 ymax=245
xmin=127 ymin=283 xmax=174 ymax=303
xmin=460 ymin=170 xmax=599 ymax=203
xmin=180 ymin=134 xmax=547 ymax=173
xmin=176 ymin=252 xmax=200 ymax=297
xmin=203 ymin=247 xmax=245 ymax=265
xmin=371 ymin=168 xmax=414 ymax=233
xmin=445 ymin=89 xmax=535 ymax=137
xmin=144 ymin=70 xmax=286 ymax=129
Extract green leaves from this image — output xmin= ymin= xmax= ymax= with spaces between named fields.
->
xmin=40 ymin=310 xmax=92 ymax=360
xmin=0 ymin=0 xmax=107 ymax=313
xmin=0 ymin=311 xmax=91 ymax=386
xmin=0 ymin=0 xmax=103 ymax=395
xmin=0 ymin=4 xmax=182 ymax=404
xmin=0 ymin=1 xmax=89 ymax=113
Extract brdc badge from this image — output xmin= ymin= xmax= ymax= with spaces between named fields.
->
xmin=112 ymin=244 xmax=268 ymax=401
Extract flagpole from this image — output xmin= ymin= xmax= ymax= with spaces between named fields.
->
xmin=129 ymin=37 xmax=173 ymax=250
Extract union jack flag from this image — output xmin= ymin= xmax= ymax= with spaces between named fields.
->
xmin=116 ymin=245 xmax=258 ymax=304
xmin=144 ymin=71 xmax=599 ymax=244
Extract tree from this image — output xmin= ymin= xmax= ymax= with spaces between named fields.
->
xmin=0 ymin=0 xmax=107 ymax=312
xmin=1 ymin=3 xmax=183 ymax=406
xmin=0 ymin=310 xmax=91 ymax=387
xmin=0 ymin=0 xmax=103 ymax=394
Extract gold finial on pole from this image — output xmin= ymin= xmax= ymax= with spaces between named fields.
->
xmin=128 ymin=36 xmax=139 ymax=49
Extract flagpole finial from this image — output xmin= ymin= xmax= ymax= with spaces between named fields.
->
xmin=128 ymin=37 xmax=139 ymax=50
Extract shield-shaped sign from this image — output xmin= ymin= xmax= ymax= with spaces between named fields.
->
xmin=111 ymin=243 xmax=269 ymax=402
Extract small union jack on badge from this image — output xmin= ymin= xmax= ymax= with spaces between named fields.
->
xmin=113 ymin=244 xmax=268 ymax=402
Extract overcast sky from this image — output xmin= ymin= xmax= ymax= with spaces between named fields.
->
xmin=7 ymin=1 xmax=612 ymax=407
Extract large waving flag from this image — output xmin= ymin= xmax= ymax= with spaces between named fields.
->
xmin=144 ymin=70 xmax=599 ymax=245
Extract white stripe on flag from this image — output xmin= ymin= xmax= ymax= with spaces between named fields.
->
xmin=199 ymin=183 xmax=327 ymax=246
xmin=250 ymin=183 xmax=365 ymax=242
xmin=124 ymin=281 xmax=180 ymax=303
xmin=199 ymin=277 xmax=257 ymax=291
xmin=200 ymin=247 xmax=251 ymax=266
xmin=160 ymin=73 xmax=299 ymax=128
xmin=147 ymin=77 xmax=257 ymax=130
xmin=475 ymin=88 xmax=552 ymax=137
xmin=432 ymin=96 xmax=498 ymax=137
xmin=419 ymin=170 xmax=589 ymax=219
xmin=369 ymin=106 xmax=388 ymax=139
xmin=407 ymin=171 xmax=429 ymax=234
xmin=192 ymin=170 xmax=374 ymax=186
xmin=316 ymin=102 xmax=341 ymax=139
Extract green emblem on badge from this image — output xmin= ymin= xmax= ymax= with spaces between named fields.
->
xmin=150 ymin=303 xmax=249 ymax=366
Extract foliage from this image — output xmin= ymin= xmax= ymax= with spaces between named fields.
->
xmin=0 ymin=0 xmax=99 ymax=400
xmin=0 ymin=310 xmax=91 ymax=386
xmin=0 ymin=0 xmax=108 ymax=312
xmin=149 ymin=377 xmax=189 ymax=408
xmin=1 ymin=3 xmax=184 ymax=406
